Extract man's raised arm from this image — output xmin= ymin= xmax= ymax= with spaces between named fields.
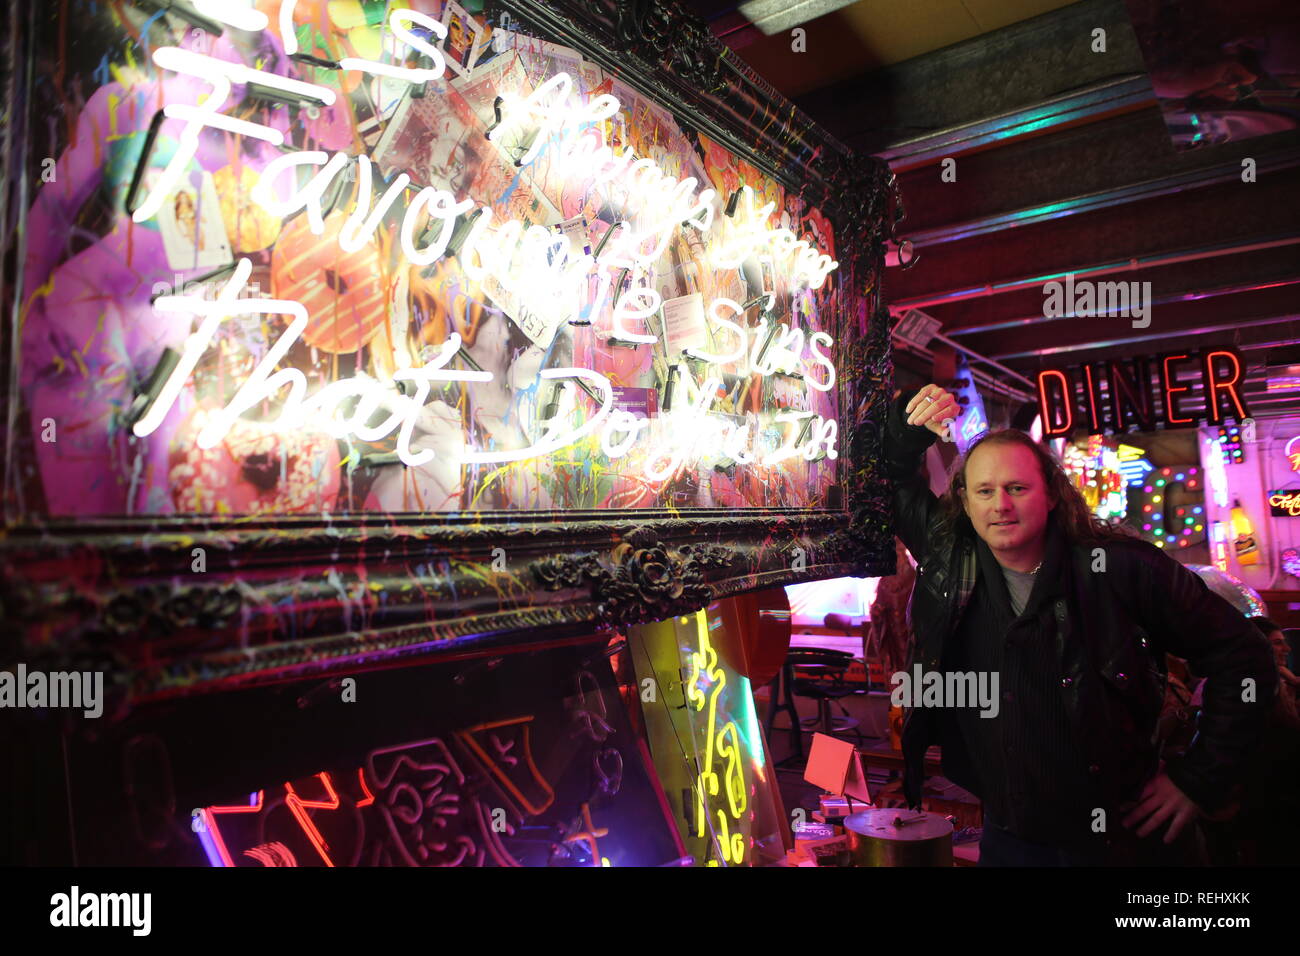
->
xmin=882 ymin=385 xmax=957 ymax=560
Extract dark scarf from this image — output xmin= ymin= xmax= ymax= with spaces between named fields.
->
xmin=971 ymin=517 xmax=1069 ymax=632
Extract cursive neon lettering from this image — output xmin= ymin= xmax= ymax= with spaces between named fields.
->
xmin=251 ymin=150 xmax=350 ymax=234
xmin=461 ymin=369 xmax=615 ymax=464
xmin=807 ymin=331 xmax=836 ymax=392
xmin=683 ymin=298 xmax=747 ymax=365
xmin=134 ymin=47 xmax=334 ymax=223
xmin=339 ymin=9 xmax=448 ymax=84
xmin=610 ymin=283 xmax=661 ymax=345
xmin=338 ymin=156 xmax=409 ymax=252
xmin=131 ymin=46 xmax=844 ymax=479
xmin=278 ymin=0 xmax=300 ymax=55
xmin=488 ymin=72 xmax=619 ymax=168
xmin=401 ymin=187 xmax=475 ymax=266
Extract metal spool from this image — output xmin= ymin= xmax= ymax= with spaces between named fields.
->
xmin=844 ymin=809 xmax=953 ymax=867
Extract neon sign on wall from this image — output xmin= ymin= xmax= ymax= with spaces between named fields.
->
xmin=1202 ymin=432 xmax=1231 ymax=508
xmin=132 ymin=33 xmax=841 ymax=469
xmin=1036 ymin=347 xmax=1250 ymax=438
xmin=1282 ymin=548 xmax=1300 ymax=578
xmin=1061 ymin=436 xmax=1127 ymax=521
xmin=190 ymin=659 xmax=661 ymax=867
xmin=20 ymin=0 xmax=847 ymax=516
xmin=1209 ymin=521 xmax=1229 ymax=571
xmin=684 ymin=610 xmax=748 ymax=866
xmin=194 ymin=740 xmax=600 ymax=867
xmin=1286 ymin=436 xmax=1300 ymax=473
xmin=1136 ymin=466 xmax=1205 ymax=549
xmin=1268 ymin=489 xmax=1300 ymax=518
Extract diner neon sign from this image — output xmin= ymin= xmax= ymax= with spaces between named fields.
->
xmin=1036 ymin=348 xmax=1249 ymax=438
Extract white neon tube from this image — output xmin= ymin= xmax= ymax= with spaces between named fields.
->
xmin=279 ymin=0 xmax=300 ymax=55
xmin=340 ymin=9 xmax=448 ymax=84
xmin=251 ymin=150 xmax=351 ymax=235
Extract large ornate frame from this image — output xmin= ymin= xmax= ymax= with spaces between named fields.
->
xmin=0 ymin=0 xmax=898 ymax=705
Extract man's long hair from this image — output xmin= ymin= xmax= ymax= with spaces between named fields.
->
xmin=937 ymin=429 xmax=1140 ymax=544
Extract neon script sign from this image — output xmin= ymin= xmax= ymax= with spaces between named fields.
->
xmin=1285 ymin=436 xmax=1300 ymax=473
xmin=685 ymin=611 xmax=747 ymax=866
xmin=1267 ymin=490 xmax=1300 ymax=518
xmin=130 ymin=3 xmax=842 ymax=476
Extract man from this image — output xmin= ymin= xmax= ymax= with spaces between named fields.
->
xmin=886 ymin=384 xmax=1277 ymax=865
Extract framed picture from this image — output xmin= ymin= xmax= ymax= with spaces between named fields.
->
xmin=1 ymin=0 xmax=894 ymax=697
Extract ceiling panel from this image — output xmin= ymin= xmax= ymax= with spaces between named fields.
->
xmin=959 ymin=0 xmax=1086 ymax=33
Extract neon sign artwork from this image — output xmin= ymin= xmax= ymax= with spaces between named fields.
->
xmin=685 ymin=611 xmax=748 ymax=866
xmin=19 ymin=1 xmax=847 ymax=516
xmin=1135 ymin=465 xmax=1204 ymax=549
xmin=1286 ymin=435 xmax=1300 ymax=473
xmin=1116 ymin=443 xmax=1154 ymax=487
xmin=951 ymin=353 xmax=988 ymax=455
xmin=1062 ymin=436 xmax=1127 ymax=522
xmin=1267 ymin=490 xmax=1300 ymax=518
xmin=1036 ymin=347 xmax=1250 ymax=438
xmin=1282 ymin=548 xmax=1300 ymax=579
xmin=178 ymin=638 xmax=680 ymax=868
xmin=129 ymin=58 xmax=840 ymax=471
xmin=194 ymin=726 xmax=612 ymax=867
xmin=1209 ymin=521 xmax=1229 ymax=572
xmin=1203 ymin=432 xmax=1231 ymax=508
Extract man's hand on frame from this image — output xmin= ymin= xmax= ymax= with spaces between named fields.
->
xmin=905 ymin=384 xmax=960 ymax=441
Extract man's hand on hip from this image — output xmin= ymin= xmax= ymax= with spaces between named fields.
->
xmin=1120 ymin=769 xmax=1203 ymax=843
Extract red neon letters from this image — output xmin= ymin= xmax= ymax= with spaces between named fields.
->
xmin=1037 ymin=347 xmax=1249 ymax=438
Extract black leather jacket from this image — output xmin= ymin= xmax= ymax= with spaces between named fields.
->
xmin=884 ymin=390 xmax=1278 ymax=815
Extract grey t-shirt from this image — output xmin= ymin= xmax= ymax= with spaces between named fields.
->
xmin=1001 ymin=566 xmax=1037 ymax=617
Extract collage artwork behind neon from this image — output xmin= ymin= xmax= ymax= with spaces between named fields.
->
xmin=18 ymin=0 xmax=848 ymax=518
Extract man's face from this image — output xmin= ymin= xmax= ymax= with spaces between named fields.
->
xmin=1268 ymin=630 xmax=1289 ymax=670
xmin=961 ymin=442 xmax=1057 ymax=559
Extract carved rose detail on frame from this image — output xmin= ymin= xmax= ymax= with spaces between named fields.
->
xmin=105 ymin=593 xmax=149 ymax=635
xmin=616 ymin=543 xmax=681 ymax=603
xmin=531 ymin=552 xmax=604 ymax=591
xmin=529 ymin=531 xmax=738 ymax=628
xmin=825 ymin=154 xmax=892 ymax=255
xmin=676 ymin=543 xmax=736 ymax=568
xmin=614 ymin=0 xmax=726 ymax=96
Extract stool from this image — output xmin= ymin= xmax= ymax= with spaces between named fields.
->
xmin=789 ymin=648 xmax=863 ymax=743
